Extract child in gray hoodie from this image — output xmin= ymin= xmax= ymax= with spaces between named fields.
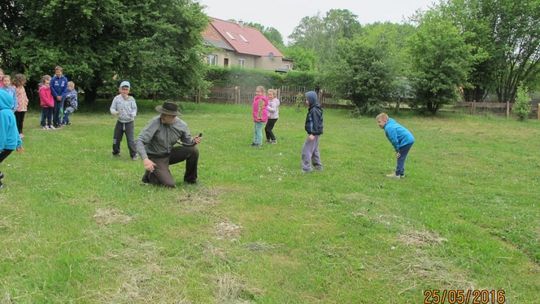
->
xmin=301 ymin=91 xmax=323 ymax=173
xmin=110 ymin=81 xmax=138 ymax=160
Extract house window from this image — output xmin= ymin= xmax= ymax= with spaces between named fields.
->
xmin=238 ymin=58 xmax=245 ymax=68
xmin=239 ymin=34 xmax=248 ymax=42
xmin=207 ymin=54 xmax=218 ymax=65
xmin=226 ymin=32 xmax=236 ymax=39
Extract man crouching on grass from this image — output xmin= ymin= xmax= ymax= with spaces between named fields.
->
xmin=136 ymin=101 xmax=202 ymax=187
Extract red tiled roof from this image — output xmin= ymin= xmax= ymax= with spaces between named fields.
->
xmin=207 ymin=18 xmax=283 ymax=57
xmin=202 ymin=23 xmax=235 ymax=51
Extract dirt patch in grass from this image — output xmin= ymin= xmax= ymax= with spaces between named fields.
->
xmin=398 ymin=230 xmax=448 ymax=247
xmin=244 ymin=241 xmax=276 ymax=252
xmin=175 ymin=186 xmax=224 ymax=213
xmin=0 ymin=217 xmax=14 ymax=232
xmin=216 ymin=273 xmax=261 ymax=303
xmin=202 ymin=242 xmax=228 ymax=262
xmin=93 ymin=208 xmax=133 ymax=226
xmin=394 ymin=249 xmax=475 ymax=294
xmin=215 ymin=220 xmax=242 ymax=241
xmin=92 ymin=237 xmax=192 ymax=303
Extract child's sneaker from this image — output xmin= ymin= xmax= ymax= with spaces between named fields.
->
xmin=386 ymin=173 xmax=402 ymax=179
xmin=42 ymin=126 xmax=48 ymax=130
xmin=49 ymin=125 xmax=56 ymax=130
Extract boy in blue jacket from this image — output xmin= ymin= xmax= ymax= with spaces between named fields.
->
xmin=376 ymin=113 xmax=414 ymax=178
xmin=51 ymin=66 xmax=68 ymax=127
xmin=302 ymin=91 xmax=323 ymax=173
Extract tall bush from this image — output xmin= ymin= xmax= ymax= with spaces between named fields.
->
xmin=513 ymin=84 xmax=531 ymax=121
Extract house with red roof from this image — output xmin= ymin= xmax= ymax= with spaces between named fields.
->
xmin=202 ymin=18 xmax=293 ymax=72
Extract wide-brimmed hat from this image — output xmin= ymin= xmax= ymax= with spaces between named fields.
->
xmin=155 ymin=101 xmax=181 ymax=116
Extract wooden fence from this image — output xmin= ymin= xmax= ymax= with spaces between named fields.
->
xmin=455 ymin=101 xmax=540 ymax=118
xmin=196 ymin=86 xmax=340 ymax=106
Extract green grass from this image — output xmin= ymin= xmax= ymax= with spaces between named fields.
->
xmin=1 ymin=102 xmax=539 ymax=303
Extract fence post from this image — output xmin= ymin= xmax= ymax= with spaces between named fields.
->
xmin=537 ymin=103 xmax=540 ymax=120
xmin=506 ymin=100 xmax=510 ymax=118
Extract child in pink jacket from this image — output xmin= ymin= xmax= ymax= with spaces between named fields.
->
xmin=39 ymin=75 xmax=55 ymax=130
xmin=251 ymin=85 xmax=268 ymax=147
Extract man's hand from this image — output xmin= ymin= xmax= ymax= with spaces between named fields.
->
xmin=194 ymin=136 xmax=202 ymax=144
xmin=143 ymin=158 xmax=156 ymax=172
xmin=16 ymin=146 xmax=24 ymax=153
xmin=56 ymin=96 xmax=62 ymax=101
xmin=308 ymin=134 xmax=315 ymax=141
xmin=396 ymin=152 xmax=401 ymax=159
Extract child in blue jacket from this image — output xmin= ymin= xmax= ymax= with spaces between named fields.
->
xmin=51 ymin=66 xmax=68 ymax=127
xmin=376 ymin=113 xmax=414 ymax=178
xmin=0 ymin=90 xmax=23 ymax=189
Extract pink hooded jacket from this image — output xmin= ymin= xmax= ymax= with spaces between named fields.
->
xmin=252 ymin=95 xmax=268 ymax=122
xmin=39 ymin=85 xmax=54 ymax=108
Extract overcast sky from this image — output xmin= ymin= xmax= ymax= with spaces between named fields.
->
xmin=196 ymin=0 xmax=436 ymax=44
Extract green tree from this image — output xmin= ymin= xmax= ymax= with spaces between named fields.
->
xmin=283 ymin=46 xmax=316 ymax=71
xmin=441 ymin=0 xmax=540 ymax=103
xmin=326 ymin=38 xmax=393 ymax=115
xmin=360 ymin=22 xmax=417 ymax=107
xmin=1 ymin=0 xmax=208 ymax=103
xmin=408 ymin=12 xmax=473 ymax=114
xmin=289 ymin=9 xmax=361 ymax=70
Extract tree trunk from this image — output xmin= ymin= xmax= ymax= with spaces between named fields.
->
xmin=84 ymin=77 xmax=102 ymax=105
xmin=85 ymin=86 xmax=98 ymax=104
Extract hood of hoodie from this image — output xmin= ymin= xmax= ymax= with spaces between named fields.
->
xmin=0 ymin=89 xmax=13 ymax=110
xmin=305 ymin=91 xmax=319 ymax=107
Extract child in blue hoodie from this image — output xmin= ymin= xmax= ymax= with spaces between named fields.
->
xmin=0 ymin=90 xmax=23 ymax=189
xmin=51 ymin=66 xmax=68 ymax=127
xmin=302 ymin=91 xmax=323 ymax=173
xmin=376 ymin=113 xmax=415 ymax=178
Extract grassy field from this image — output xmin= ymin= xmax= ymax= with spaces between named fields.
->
xmin=1 ymin=102 xmax=539 ymax=303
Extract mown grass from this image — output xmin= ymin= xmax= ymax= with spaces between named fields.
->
xmin=0 ymin=101 xmax=539 ymax=303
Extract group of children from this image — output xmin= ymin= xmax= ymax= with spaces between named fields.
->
xmin=38 ymin=66 xmax=78 ymax=130
xmin=0 ymin=69 xmax=416 ymax=189
xmin=251 ymin=85 xmax=415 ymax=177
xmin=0 ymin=66 xmax=79 ymax=189
xmin=251 ymin=86 xmax=281 ymax=147
xmin=0 ymin=69 xmax=29 ymax=138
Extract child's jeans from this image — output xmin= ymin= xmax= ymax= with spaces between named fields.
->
xmin=301 ymin=135 xmax=322 ymax=172
xmin=396 ymin=143 xmax=413 ymax=176
xmin=253 ymin=122 xmax=264 ymax=145
xmin=53 ymin=99 xmax=64 ymax=127
xmin=265 ymin=118 xmax=278 ymax=141
xmin=112 ymin=121 xmax=137 ymax=157
xmin=62 ymin=107 xmax=74 ymax=125
xmin=41 ymin=107 xmax=53 ymax=127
